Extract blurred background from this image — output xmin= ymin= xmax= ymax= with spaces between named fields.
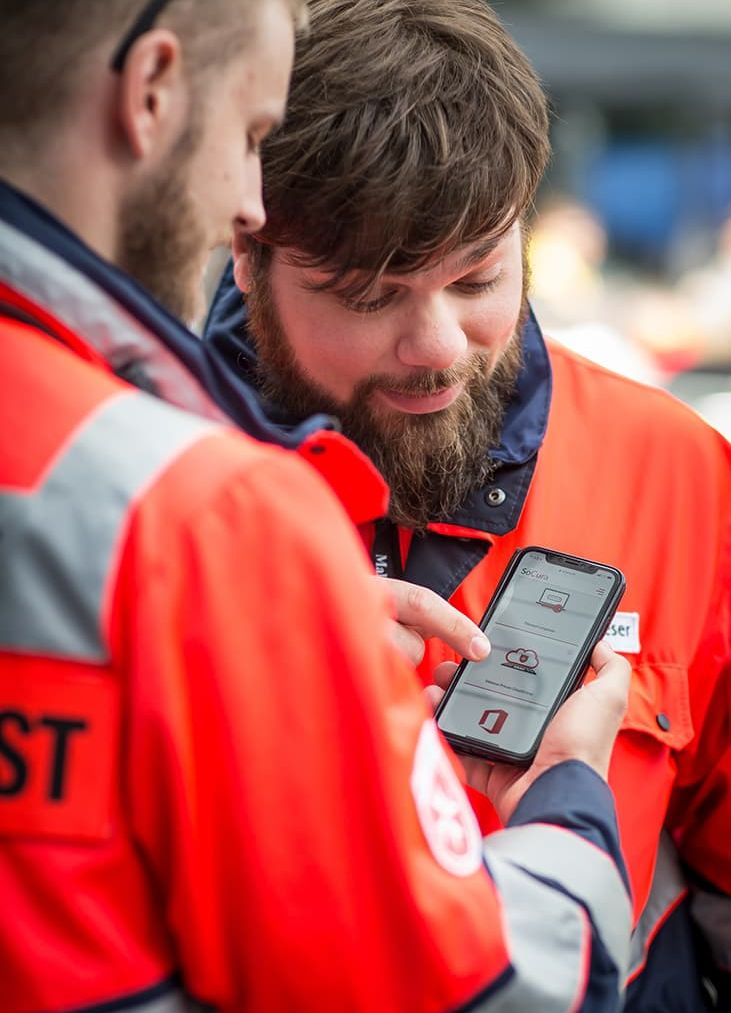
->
xmin=498 ymin=0 xmax=731 ymax=438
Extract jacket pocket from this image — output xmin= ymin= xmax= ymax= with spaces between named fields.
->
xmin=612 ymin=662 xmax=694 ymax=921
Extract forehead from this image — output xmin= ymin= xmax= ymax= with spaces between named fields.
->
xmin=225 ymin=0 xmax=294 ymax=107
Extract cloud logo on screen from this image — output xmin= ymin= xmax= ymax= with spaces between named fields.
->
xmin=505 ymin=648 xmax=539 ymax=670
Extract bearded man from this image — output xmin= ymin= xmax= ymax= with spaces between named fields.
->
xmin=204 ymin=2 xmax=731 ymax=1010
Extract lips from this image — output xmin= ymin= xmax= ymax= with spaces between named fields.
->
xmin=374 ymin=381 xmax=466 ymax=415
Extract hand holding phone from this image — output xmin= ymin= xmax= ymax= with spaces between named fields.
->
xmin=440 ymin=640 xmax=631 ymax=823
xmin=435 ymin=546 xmax=626 ymax=766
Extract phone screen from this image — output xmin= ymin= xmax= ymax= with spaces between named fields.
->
xmin=437 ymin=549 xmax=622 ymax=758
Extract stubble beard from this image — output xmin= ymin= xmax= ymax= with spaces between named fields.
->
xmin=248 ymin=270 xmax=526 ymax=531
xmin=116 ymin=121 xmax=207 ymax=325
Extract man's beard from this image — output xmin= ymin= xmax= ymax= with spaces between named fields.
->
xmin=248 ymin=272 xmax=526 ymax=531
xmin=117 ymin=123 xmax=207 ymax=325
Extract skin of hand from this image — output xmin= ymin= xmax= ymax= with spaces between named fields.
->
xmin=426 ymin=641 xmax=631 ymax=824
xmin=379 ymin=577 xmax=491 ymax=666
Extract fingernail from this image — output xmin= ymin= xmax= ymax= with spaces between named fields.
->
xmin=470 ymin=634 xmax=490 ymax=659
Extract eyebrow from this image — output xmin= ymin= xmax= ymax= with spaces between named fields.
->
xmin=455 ymin=236 xmax=503 ymax=274
xmin=294 ymin=229 xmax=509 ymax=295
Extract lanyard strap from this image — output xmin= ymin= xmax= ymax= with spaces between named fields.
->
xmin=371 ymin=518 xmax=404 ymax=580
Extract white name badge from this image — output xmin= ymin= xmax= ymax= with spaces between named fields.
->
xmin=604 ymin=612 xmax=641 ymax=654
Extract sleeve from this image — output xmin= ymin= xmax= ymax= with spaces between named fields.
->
xmin=490 ymin=761 xmax=632 ymax=1013
xmin=119 ymin=434 xmax=632 ymax=1013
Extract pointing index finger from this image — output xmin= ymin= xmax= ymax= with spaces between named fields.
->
xmin=385 ymin=578 xmax=490 ymax=661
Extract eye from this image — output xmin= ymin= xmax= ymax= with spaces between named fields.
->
xmin=453 ymin=271 xmax=503 ymax=295
xmin=340 ymin=291 xmax=396 ymax=314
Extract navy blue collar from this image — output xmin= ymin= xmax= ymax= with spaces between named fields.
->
xmin=494 ymin=308 xmax=552 ymax=466
xmin=203 ymin=257 xmax=553 ymax=467
xmin=0 ymin=178 xmax=334 ymax=449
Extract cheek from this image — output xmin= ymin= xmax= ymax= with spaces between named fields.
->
xmin=466 ymin=275 xmax=524 ymax=358
xmin=190 ymin=127 xmax=249 ymax=237
xmin=188 ymin=146 xmax=232 ymax=233
xmin=275 ymin=293 xmax=385 ymax=402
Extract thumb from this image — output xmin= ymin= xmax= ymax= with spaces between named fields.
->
xmin=588 ymin=641 xmax=631 ymax=719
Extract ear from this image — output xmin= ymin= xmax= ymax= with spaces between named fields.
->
xmin=232 ymin=241 xmax=254 ymax=294
xmin=116 ymin=29 xmax=186 ymax=160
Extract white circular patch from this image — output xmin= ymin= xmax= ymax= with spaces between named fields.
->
xmin=410 ymin=720 xmax=483 ymax=877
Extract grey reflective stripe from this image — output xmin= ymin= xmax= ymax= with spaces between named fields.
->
xmin=472 ymin=856 xmax=589 ymax=1012
xmin=0 ymin=218 xmax=228 ymax=423
xmin=691 ymin=888 xmax=731 ymax=969
xmin=68 ymin=987 xmax=206 ymax=1013
xmin=486 ymin=823 xmax=632 ymax=986
xmin=628 ymin=830 xmax=687 ymax=978
xmin=0 ymin=391 xmax=216 ymax=662
xmin=108 ymin=990 xmax=196 ymax=1013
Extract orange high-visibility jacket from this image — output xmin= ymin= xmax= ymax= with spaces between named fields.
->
xmin=0 ymin=294 xmax=632 ymax=1008
xmin=414 ymin=341 xmax=731 ymax=983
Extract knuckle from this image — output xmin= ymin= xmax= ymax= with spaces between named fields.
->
xmin=449 ymin=612 xmax=466 ymax=638
xmin=407 ymin=582 xmax=430 ymax=615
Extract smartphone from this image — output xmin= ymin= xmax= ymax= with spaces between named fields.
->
xmin=435 ymin=546 xmax=625 ymax=765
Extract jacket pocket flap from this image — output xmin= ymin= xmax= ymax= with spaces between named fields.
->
xmin=620 ymin=662 xmax=694 ymax=751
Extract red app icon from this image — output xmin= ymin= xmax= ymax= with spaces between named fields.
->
xmin=479 ymin=709 xmax=508 ymax=734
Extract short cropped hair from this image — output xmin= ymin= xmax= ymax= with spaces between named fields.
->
xmin=254 ymin=0 xmax=550 ymax=296
xmin=0 ymin=0 xmax=306 ymax=145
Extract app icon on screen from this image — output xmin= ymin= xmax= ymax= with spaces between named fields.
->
xmin=479 ymin=709 xmax=509 ymax=734
xmin=502 ymin=647 xmax=539 ymax=672
xmin=538 ymin=588 xmax=570 ymax=613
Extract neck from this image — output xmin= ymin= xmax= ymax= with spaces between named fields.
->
xmin=0 ymin=130 xmax=121 ymax=263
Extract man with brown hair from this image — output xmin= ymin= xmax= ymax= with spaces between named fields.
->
xmin=205 ymin=1 xmax=731 ymax=1009
xmin=0 ymin=1 xmax=637 ymax=1011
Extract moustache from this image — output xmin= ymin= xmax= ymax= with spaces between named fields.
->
xmin=359 ymin=354 xmax=491 ymax=399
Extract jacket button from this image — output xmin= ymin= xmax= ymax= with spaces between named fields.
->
xmin=309 ymin=445 xmax=326 ymax=455
xmin=656 ymin=713 xmax=671 ymax=732
xmin=486 ymin=488 xmax=506 ymax=507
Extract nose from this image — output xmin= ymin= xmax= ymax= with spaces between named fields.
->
xmin=237 ymin=158 xmax=266 ymax=235
xmin=395 ymin=298 xmax=468 ymax=372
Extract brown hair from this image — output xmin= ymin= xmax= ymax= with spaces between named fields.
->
xmin=0 ymin=0 xmax=306 ymax=148
xmin=254 ymin=0 xmax=549 ymax=297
